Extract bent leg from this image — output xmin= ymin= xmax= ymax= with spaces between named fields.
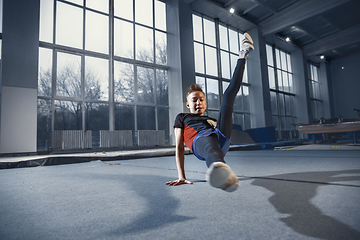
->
xmin=195 ymin=134 xmax=225 ymax=168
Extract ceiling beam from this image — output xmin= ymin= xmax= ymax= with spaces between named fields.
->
xmin=259 ymin=0 xmax=351 ymax=36
xmin=303 ymin=25 xmax=360 ymax=57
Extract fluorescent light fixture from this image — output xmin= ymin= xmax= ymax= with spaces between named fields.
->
xmin=229 ymin=8 xmax=235 ymax=13
xmin=285 ymin=37 xmax=290 ymax=42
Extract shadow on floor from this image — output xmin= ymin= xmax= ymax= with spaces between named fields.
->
xmin=105 ymin=174 xmax=196 ymax=237
xmin=251 ymin=169 xmax=360 ymax=240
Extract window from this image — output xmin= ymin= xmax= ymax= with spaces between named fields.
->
xmin=193 ymin=14 xmax=250 ymax=129
xmin=308 ymin=63 xmax=323 ymax=120
xmin=38 ymin=0 xmax=169 ymax=150
xmin=266 ymin=44 xmax=296 ymax=139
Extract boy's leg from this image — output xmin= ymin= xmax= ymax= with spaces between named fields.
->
xmin=217 ymin=33 xmax=254 ymax=138
xmin=195 ymin=135 xmax=239 ymax=192
xmin=195 ymin=134 xmax=225 ymax=168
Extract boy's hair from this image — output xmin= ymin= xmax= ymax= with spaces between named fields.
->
xmin=186 ymin=84 xmax=204 ymax=98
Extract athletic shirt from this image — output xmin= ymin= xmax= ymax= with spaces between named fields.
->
xmin=173 ymin=112 xmax=232 ymax=162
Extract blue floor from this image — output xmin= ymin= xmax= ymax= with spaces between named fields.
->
xmin=1 ymin=150 xmax=360 ymax=240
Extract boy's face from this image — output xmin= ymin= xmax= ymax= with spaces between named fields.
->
xmin=186 ymin=91 xmax=207 ymax=116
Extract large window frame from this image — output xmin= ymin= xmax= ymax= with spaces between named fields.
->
xmin=37 ymin=0 xmax=170 ymax=150
xmin=308 ymin=63 xmax=323 ymax=120
xmin=266 ymin=44 xmax=297 ymax=140
xmin=192 ymin=14 xmax=251 ymax=130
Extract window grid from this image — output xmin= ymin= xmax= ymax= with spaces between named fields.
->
xmin=308 ymin=63 xmax=324 ymax=120
xmin=37 ymin=0 xmax=170 ymax=150
xmin=193 ymin=14 xmax=251 ymax=130
xmin=266 ymin=44 xmax=297 ymax=139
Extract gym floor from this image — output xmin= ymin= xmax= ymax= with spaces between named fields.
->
xmin=1 ymin=149 xmax=360 ymax=239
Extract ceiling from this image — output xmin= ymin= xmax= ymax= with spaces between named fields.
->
xmin=185 ymin=0 xmax=360 ymax=63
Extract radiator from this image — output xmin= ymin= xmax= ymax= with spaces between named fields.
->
xmin=52 ymin=130 xmax=92 ymax=150
xmin=100 ymin=130 xmax=133 ymax=148
xmin=136 ymin=130 xmax=165 ymax=147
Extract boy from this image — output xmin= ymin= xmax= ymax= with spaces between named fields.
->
xmin=166 ymin=33 xmax=254 ymax=192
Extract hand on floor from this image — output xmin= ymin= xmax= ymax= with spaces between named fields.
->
xmin=166 ymin=178 xmax=193 ymax=186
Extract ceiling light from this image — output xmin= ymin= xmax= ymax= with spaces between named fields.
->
xmin=229 ymin=8 xmax=235 ymax=14
xmin=285 ymin=37 xmax=290 ymax=42
xmin=320 ymin=55 xmax=325 ymax=59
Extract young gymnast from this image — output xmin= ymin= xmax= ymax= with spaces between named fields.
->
xmin=166 ymin=33 xmax=254 ymax=192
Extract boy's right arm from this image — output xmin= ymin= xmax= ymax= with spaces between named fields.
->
xmin=165 ymin=127 xmax=193 ymax=186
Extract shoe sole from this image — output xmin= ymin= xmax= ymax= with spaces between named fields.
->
xmin=206 ymin=162 xmax=239 ymax=192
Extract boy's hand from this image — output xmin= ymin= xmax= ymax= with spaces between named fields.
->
xmin=166 ymin=178 xmax=193 ymax=186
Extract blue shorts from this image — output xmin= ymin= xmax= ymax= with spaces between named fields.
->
xmin=192 ymin=128 xmax=231 ymax=161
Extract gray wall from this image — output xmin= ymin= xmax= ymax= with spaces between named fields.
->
xmin=0 ymin=0 xmax=40 ymax=153
xmin=330 ymin=52 xmax=360 ymax=120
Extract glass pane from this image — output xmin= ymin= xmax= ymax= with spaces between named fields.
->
xmin=287 ymin=53 xmax=292 ymax=72
xmin=56 ymin=52 xmax=81 ymax=98
xmin=85 ymin=102 xmax=109 ymax=147
xmin=281 ymin=51 xmax=287 ymax=71
xmin=135 ymin=25 xmax=153 ymax=63
xmin=115 ymin=104 xmax=135 ymax=130
xmin=281 ymin=117 xmax=286 ymax=131
xmin=138 ymin=66 xmax=155 ymax=103
xmin=314 ymin=66 xmax=319 ymax=82
xmin=279 ymin=94 xmax=285 ymax=116
xmin=266 ymin=45 xmax=273 ymax=66
xmin=206 ymin=78 xmax=219 ymax=109
xmin=230 ymin=53 xmax=238 ymax=77
xmin=157 ymin=107 xmax=169 ymax=145
xmin=86 ymin=0 xmax=108 ymax=13
xmin=39 ymin=0 xmax=53 ymax=42
xmin=85 ymin=56 xmax=109 ymax=101
xmin=277 ymin=69 xmax=283 ymax=91
xmin=192 ymin=14 xmax=203 ymax=42
xmin=219 ymin=25 xmax=228 ymax=50
xmin=196 ymin=76 xmax=206 ymax=95
xmin=205 ymin=46 xmax=218 ymax=77
xmin=85 ymin=11 xmax=109 ymax=54
xmin=37 ymin=99 xmax=52 ymax=150
xmin=207 ymin=110 xmax=218 ymax=119
xmin=233 ymin=83 xmax=243 ymax=112
xmin=135 ymin=0 xmax=153 ymax=27
xmin=137 ymin=106 xmax=155 ymax=130
xmin=270 ymin=91 xmax=277 ymax=115
xmin=243 ymin=86 xmax=250 ymax=112
xmin=282 ymin=71 xmax=289 ymax=92
xmin=194 ymin=43 xmax=204 ymax=74
xmin=155 ymin=31 xmax=167 ymax=65
xmin=114 ymin=61 xmax=134 ymax=102
xmin=156 ymin=70 xmax=168 ymax=105
xmin=268 ymin=67 xmax=275 ymax=89
xmin=66 ymin=0 xmax=83 ymax=5
xmin=54 ymin=100 xmax=82 ymax=130
xmin=275 ymin=49 xmax=281 ymax=69
xmin=285 ymin=95 xmax=291 ymax=116
xmin=203 ymin=18 xmax=216 ymax=46
xmin=234 ymin=113 xmax=244 ymax=127
xmin=38 ymin=48 xmax=53 ymax=97
xmin=155 ymin=0 xmax=166 ymax=31
xmin=229 ymin=29 xmax=238 ymax=53
xmin=315 ymin=82 xmax=321 ymax=99
xmin=56 ymin=2 xmax=83 ymax=49
xmin=114 ymin=0 xmax=133 ymax=21
xmin=222 ymin=81 xmax=229 ymax=94
xmin=273 ymin=116 xmax=278 ymax=130
xmin=85 ymin=103 xmax=108 ymax=130
xmin=288 ymin=73 xmax=294 ymax=93
xmin=243 ymin=64 xmax=248 ymax=83
xmin=244 ymin=114 xmax=251 ymax=130
xmin=114 ymin=19 xmax=134 ymax=59
xmin=221 ymin=51 xmax=230 ymax=79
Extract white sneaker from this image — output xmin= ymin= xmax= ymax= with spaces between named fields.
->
xmin=206 ymin=162 xmax=239 ymax=192
xmin=241 ymin=32 xmax=254 ymax=56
